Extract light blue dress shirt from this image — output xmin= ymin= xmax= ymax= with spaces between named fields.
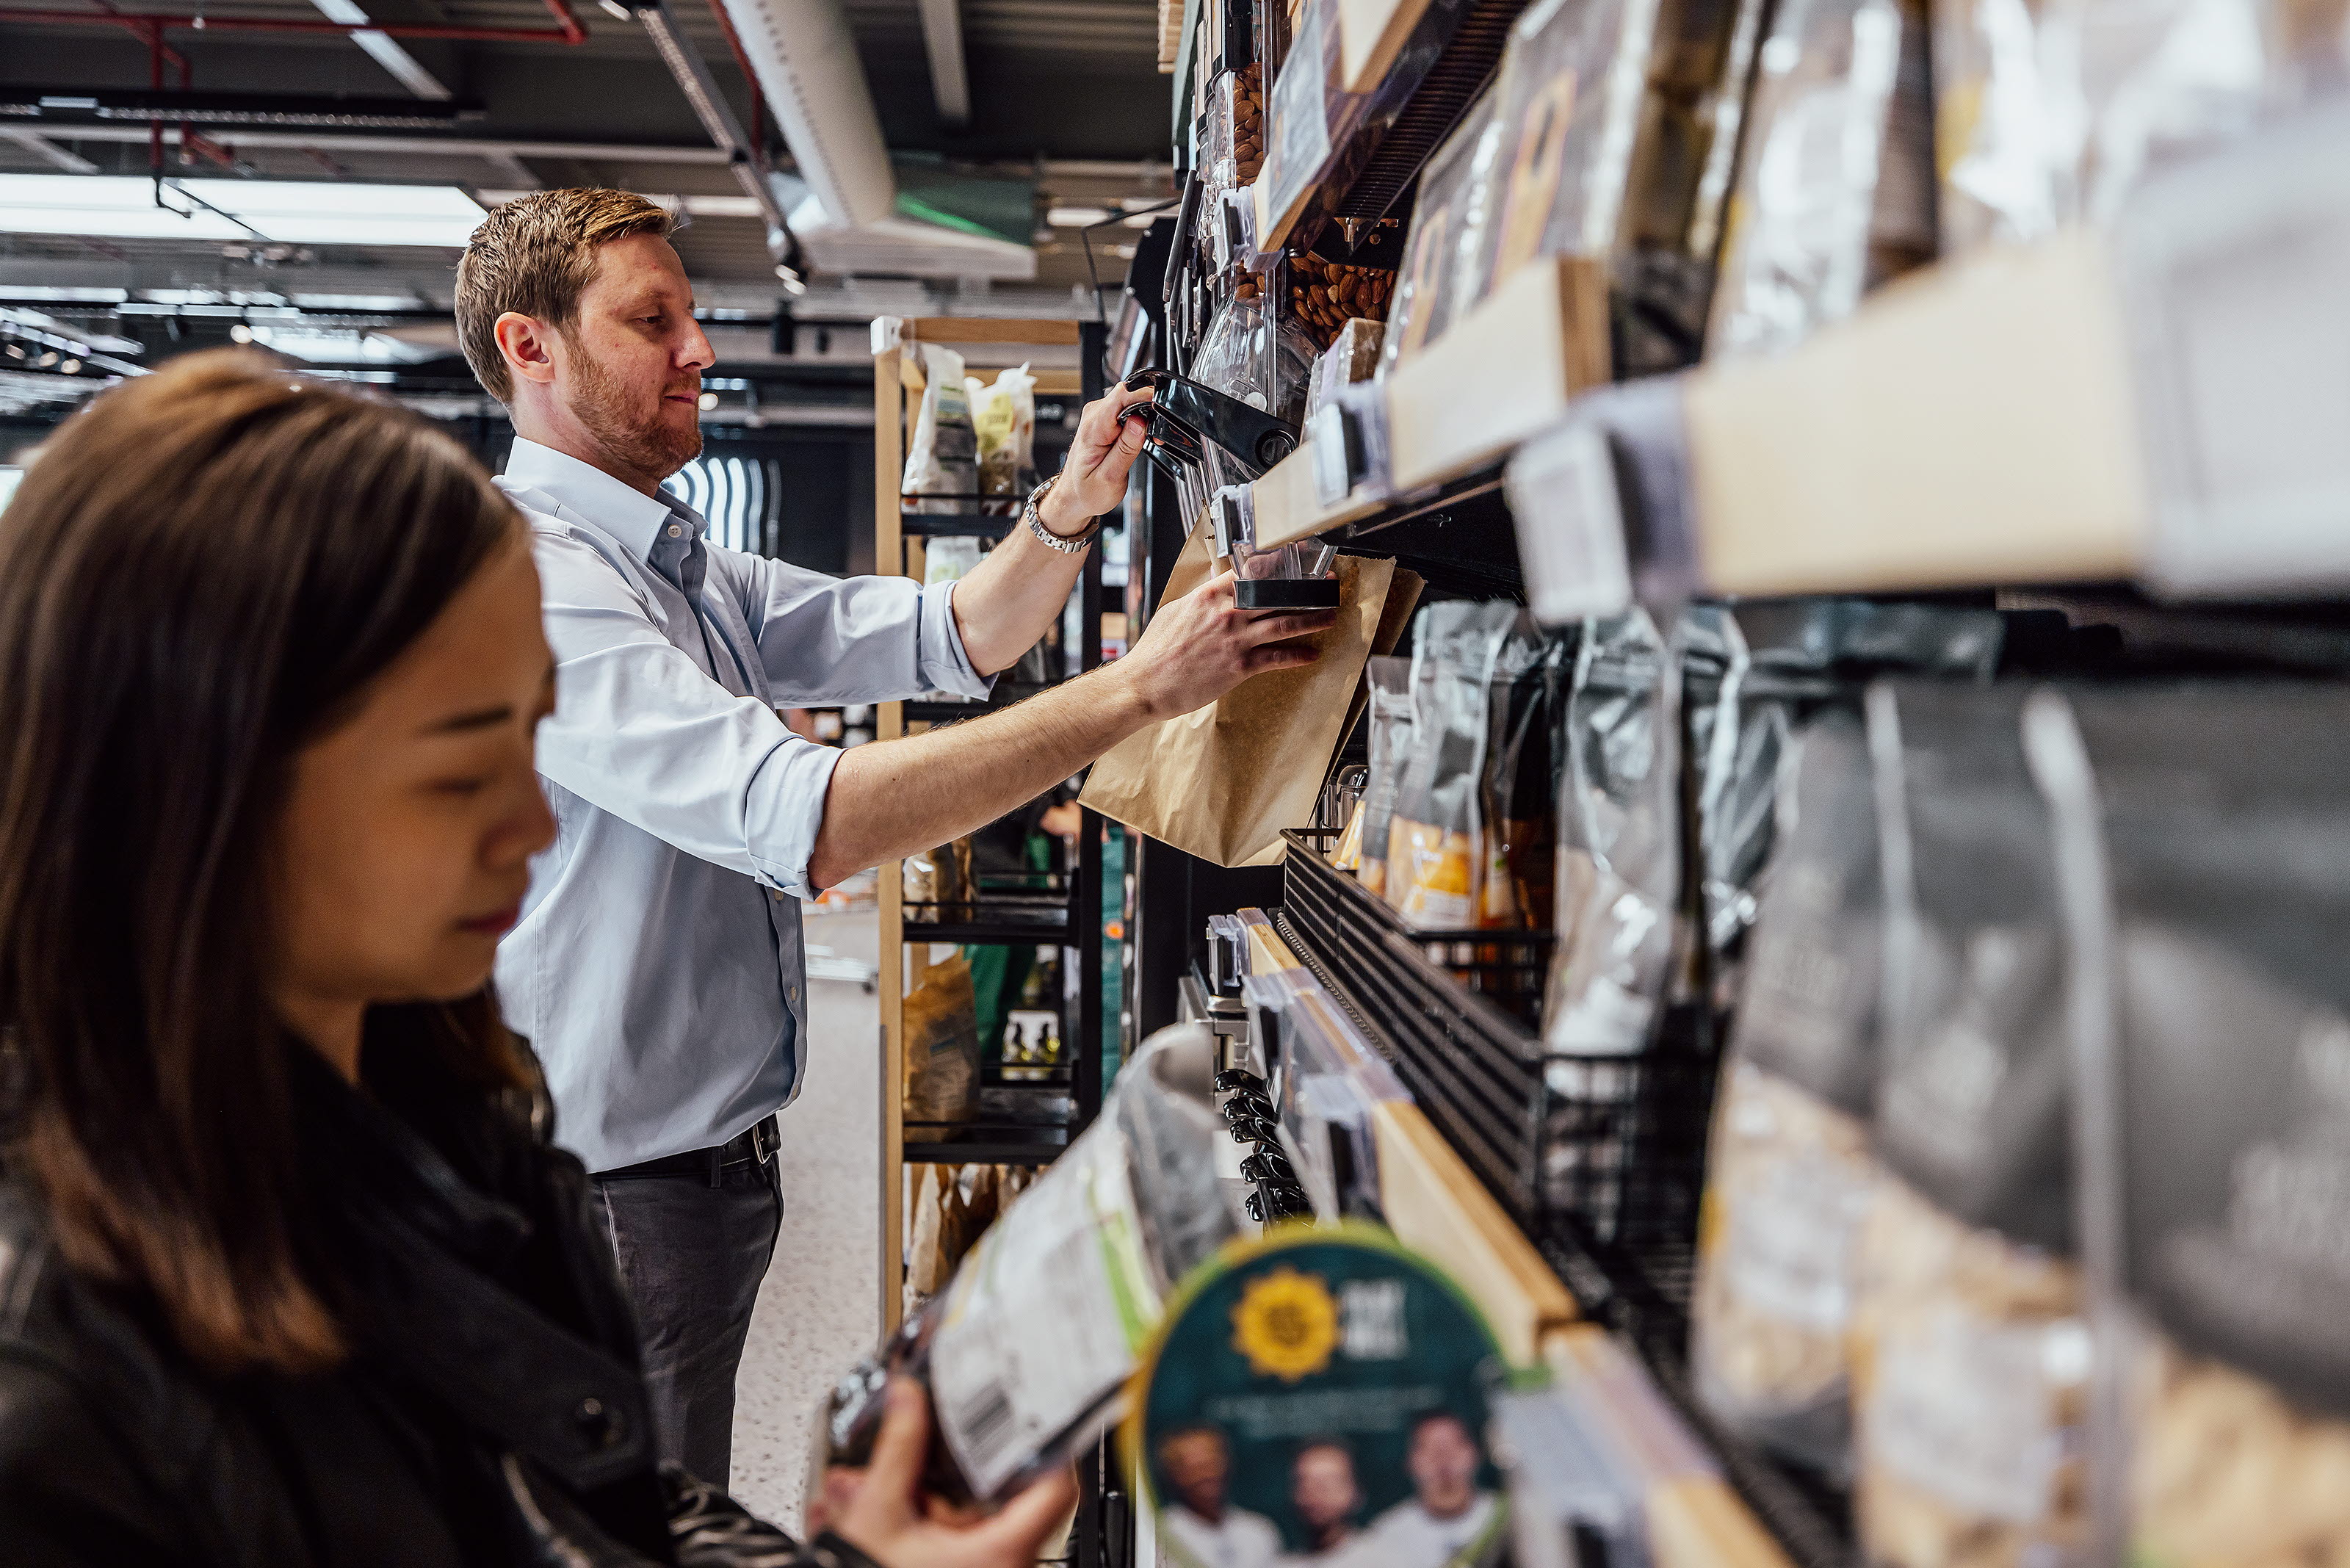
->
xmin=494 ymin=438 xmax=992 ymax=1174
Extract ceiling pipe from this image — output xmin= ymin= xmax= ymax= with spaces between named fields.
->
xmin=0 ymin=1 xmax=590 ymax=45
xmin=709 ymin=0 xmax=891 ymax=230
xmin=629 ymin=0 xmax=790 ymax=245
xmin=914 ymin=0 xmax=969 ymax=128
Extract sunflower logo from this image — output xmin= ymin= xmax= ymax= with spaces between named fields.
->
xmin=1230 ymin=1265 xmax=1340 ymax=1384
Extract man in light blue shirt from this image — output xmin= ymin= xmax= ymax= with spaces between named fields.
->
xmin=455 ymin=189 xmax=1333 ymax=1484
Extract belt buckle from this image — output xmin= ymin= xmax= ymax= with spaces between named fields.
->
xmin=750 ymin=1117 xmax=778 ymax=1166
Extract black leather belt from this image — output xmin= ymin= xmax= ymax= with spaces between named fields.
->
xmin=596 ymin=1116 xmax=779 ymax=1188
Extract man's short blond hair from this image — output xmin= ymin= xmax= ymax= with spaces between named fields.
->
xmin=455 ymin=188 xmax=676 ymax=402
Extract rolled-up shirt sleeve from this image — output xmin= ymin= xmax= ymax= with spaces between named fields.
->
xmin=736 ymin=552 xmax=994 ymax=703
xmin=534 ymin=533 xmax=841 ymax=899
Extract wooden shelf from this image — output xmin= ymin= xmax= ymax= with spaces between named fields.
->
xmin=873 ymin=313 xmax=1110 ymax=1337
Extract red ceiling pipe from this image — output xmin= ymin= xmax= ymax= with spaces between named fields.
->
xmin=0 ymin=0 xmax=589 ymax=45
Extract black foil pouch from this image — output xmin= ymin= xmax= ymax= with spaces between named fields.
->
xmin=2033 ymin=682 xmax=2350 ymax=1568
xmin=1868 ymin=678 xmax=2071 ymax=1254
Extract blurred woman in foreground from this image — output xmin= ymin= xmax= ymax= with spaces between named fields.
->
xmin=0 ymin=351 xmax=1071 ymax=1567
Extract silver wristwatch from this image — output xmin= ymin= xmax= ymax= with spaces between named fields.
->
xmin=1022 ymin=474 xmax=1102 ymax=554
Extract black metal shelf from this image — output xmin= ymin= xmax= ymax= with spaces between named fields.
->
xmin=903 ymin=1123 xmax=1074 ymax=1166
xmin=903 ymin=679 xmax=1061 ymax=723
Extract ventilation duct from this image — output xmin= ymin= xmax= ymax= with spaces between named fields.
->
xmin=715 ymin=0 xmax=1036 ymax=280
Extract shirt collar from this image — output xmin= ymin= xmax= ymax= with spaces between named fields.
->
xmin=504 ymin=437 xmax=684 ymax=564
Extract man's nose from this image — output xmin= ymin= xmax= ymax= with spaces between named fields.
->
xmin=680 ymin=319 xmax=716 ymax=371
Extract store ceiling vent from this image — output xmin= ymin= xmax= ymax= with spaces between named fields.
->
xmin=717 ymin=0 xmax=1036 ymax=281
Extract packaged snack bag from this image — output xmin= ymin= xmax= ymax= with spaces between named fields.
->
xmin=1354 ymin=656 xmax=1417 ymax=899
xmin=2030 ymin=683 xmax=2350 ymax=1568
xmin=1851 ymin=680 xmax=2086 ymax=1568
xmin=1385 ymin=602 xmax=1528 ymax=929
xmin=1691 ymin=717 xmax=1884 ymax=1475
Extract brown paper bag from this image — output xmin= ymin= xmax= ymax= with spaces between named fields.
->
xmin=1080 ymin=521 xmax=1403 ymax=867
xmin=901 ymin=952 xmax=981 ymax=1122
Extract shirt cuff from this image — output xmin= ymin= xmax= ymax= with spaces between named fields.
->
xmin=745 ymin=736 xmax=846 ymax=899
xmin=922 ymin=579 xmax=997 ymax=701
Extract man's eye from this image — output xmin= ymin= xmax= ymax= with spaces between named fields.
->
xmin=435 ymin=778 xmax=490 ymax=798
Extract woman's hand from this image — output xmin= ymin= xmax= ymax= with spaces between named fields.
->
xmin=828 ymin=1381 xmax=1078 ymax=1568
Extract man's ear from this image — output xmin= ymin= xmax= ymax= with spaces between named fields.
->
xmin=494 ymin=311 xmax=559 ymax=389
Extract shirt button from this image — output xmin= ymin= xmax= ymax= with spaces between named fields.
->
xmin=667 ymin=524 xmax=682 ymax=537
xmin=787 ymin=986 xmax=801 ymax=1005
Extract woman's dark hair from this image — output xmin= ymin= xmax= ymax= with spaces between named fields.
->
xmin=0 ymin=349 xmax=531 ymax=1374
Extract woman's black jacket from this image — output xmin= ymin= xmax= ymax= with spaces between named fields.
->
xmin=0 ymin=1038 xmax=874 ymax=1568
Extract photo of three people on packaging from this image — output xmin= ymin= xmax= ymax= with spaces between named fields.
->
xmin=1156 ymin=1410 xmax=1500 ymax=1568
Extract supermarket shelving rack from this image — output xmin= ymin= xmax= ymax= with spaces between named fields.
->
xmin=870 ymin=315 xmax=1130 ymax=1568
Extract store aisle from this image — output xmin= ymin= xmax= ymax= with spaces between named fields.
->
xmin=729 ymin=906 xmax=883 ymax=1528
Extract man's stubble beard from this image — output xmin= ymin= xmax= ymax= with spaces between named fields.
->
xmin=570 ymin=336 xmax=701 ymax=488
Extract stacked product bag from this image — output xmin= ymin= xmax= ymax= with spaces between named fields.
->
xmin=1693 ymin=601 xmax=2005 ymax=1008
xmin=1706 ymin=0 xmax=1936 ymax=356
xmin=1544 ymin=607 xmax=1683 ymax=1058
xmin=1339 ymin=656 xmax=1414 ymax=892
xmin=1373 ymin=0 xmax=1779 ymax=377
xmin=814 ymin=1022 xmax=1234 ymax=1505
xmin=1851 ymin=681 xmax=2086 ymax=1568
xmin=1690 ymin=716 xmax=1885 ymax=1478
xmin=1384 ymin=602 xmax=1544 ymax=931
xmin=2030 ymin=684 xmax=2350 ymax=1568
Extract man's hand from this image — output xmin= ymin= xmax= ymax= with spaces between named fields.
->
xmin=806 ymin=567 xmax=1335 ymax=890
xmin=828 ymin=1381 xmax=1077 ymax=1568
xmin=1108 ymin=569 xmax=1337 ymax=722
xmin=1038 ymin=381 xmax=1155 ymax=536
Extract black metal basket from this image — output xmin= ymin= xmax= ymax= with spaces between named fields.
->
xmin=1275 ymin=829 xmax=1856 ymax=1568
xmin=1276 ymin=828 xmax=1713 ymax=1271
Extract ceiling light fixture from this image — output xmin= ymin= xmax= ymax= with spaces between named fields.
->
xmin=0 ymin=175 xmax=486 ymax=248
xmin=229 ymin=324 xmax=255 ymax=343
xmin=4 ymin=87 xmax=486 ymax=131
xmin=58 ymin=358 xmax=81 ymax=374
xmin=773 ymin=263 xmax=807 ymax=297
xmin=697 ymin=391 xmax=719 ymax=411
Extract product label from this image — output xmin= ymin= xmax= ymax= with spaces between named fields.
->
xmin=1865 ymin=1305 xmax=2070 ymax=1525
xmin=1725 ymin=1153 xmax=1868 ymax=1330
xmin=930 ymin=1128 xmax=1160 ymax=1497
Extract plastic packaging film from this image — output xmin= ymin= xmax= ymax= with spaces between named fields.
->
xmin=1691 ymin=717 xmax=1884 ymax=1474
xmin=1852 ymin=680 xmax=2086 ymax=1568
xmin=1467 ymin=0 xmax=1661 ymax=304
xmin=1353 ymin=656 xmax=1417 ymax=901
xmin=1706 ymin=0 xmax=1934 ymax=358
xmin=1383 ymin=602 xmax=1530 ymax=930
xmin=903 ymin=342 xmax=977 ymax=511
xmin=1378 ymin=90 xmax=1501 ymax=377
xmin=2029 ymin=683 xmax=2350 ymax=1568
xmin=814 ymin=1022 xmax=1237 ymax=1506
xmin=1542 ymin=607 xmax=1682 ymax=1058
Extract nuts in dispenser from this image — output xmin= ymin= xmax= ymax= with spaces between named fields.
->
xmin=1287 ymin=253 xmax=1395 ymax=350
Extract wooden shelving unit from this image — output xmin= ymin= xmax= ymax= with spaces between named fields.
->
xmin=871 ymin=314 xmax=1113 ymax=1336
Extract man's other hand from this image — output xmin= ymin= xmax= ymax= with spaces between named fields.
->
xmin=1039 ymin=381 xmax=1155 ymax=535
xmin=1110 ymin=570 xmax=1337 ymax=723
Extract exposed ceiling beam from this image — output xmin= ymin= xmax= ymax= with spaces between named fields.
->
xmin=915 ymin=0 xmax=969 ymax=128
xmin=308 ymin=0 xmax=458 ymax=100
xmin=0 ymin=126 xmax=98 ymax=173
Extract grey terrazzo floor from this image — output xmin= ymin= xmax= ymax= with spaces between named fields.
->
xmin=728 ymin=906 xmax=884 ymax=1530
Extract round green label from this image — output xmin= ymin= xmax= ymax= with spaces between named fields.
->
xmin=1135 ymin=1226 xmax=1508 ymax=1568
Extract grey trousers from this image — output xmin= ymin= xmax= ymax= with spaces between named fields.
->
xmin=590 ymin=1157 xmax=781 ymax=1488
